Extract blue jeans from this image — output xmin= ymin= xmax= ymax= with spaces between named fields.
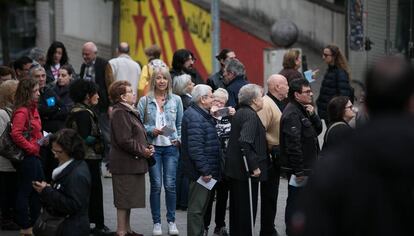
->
xmin=149 ymin=145 xmax=179 ymax=224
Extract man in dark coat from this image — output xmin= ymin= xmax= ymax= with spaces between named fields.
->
xmin=223 ymin=58 xmax=248 ymax=108
xmin=181 ymin=84 xmax=221 ymax=236
xmin=298 ymin=56 xmax=414 ymax=236
xmin=279 ymin=78 xmax=322 ymax=236
xmin=206 ymin=49 xmax=236 ymax=91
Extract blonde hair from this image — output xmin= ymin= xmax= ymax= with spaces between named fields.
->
xmin=148 ymin=67 xmax=173 ymax=97
xmin=0 ymin=80 xmax=19 ymax=109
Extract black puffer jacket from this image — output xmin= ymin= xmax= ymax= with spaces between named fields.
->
xmin=280 ymin=101 xmax=322 ymax=175
xmin=316 ymin=65 xmax=354 ymax=120
xmin=40 ymin=160 xmax=91 ymax=236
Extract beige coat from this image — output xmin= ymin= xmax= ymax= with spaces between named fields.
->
xmin=108 ymin=102 xmax=148 ymax=175
xmin=257 ymin=95 xmax=282 ymax=149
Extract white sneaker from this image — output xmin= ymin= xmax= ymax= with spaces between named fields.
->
xmin=153 ymin=223 xmax=162 ymax=235
xmin=168 ymin=222 xmax=179 ymax=235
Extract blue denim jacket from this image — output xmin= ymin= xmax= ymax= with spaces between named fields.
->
xmin=137 ymin=94 xmax=183 ymax=144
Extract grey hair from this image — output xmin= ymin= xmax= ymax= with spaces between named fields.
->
xmin=148 ymin=66 xmax=173 ymax=97
xmin=29 ymin=63 xmax=45 ymax=78
xmin=224 ymin=58 xmax=245 ymax=76
xmin=173 ymin=74 xmax=191 ymax=95
xmin=191 ymin=84 xmax=212 ymax=103
xmin=213 ymin=88 xmax=229 ymax=101
xmin=29 ymin=48 xmax=45 ymax=62
xmin=83 ymin=42 xmax=98 ymax=53
xmin=238 ymin=84 xmax=262 ymax=106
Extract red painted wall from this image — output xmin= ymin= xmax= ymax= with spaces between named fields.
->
xmin=221 ymin=20 xmax=272 ymax=86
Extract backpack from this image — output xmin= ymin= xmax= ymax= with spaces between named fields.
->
xmin=66 ymin=105 xmax=104 ymax=155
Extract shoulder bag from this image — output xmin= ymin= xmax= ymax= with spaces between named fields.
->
xmin=33 ymin=208 xmax=67 ymax=236
xmin=0 ymin=108 xmax=32 ymax=163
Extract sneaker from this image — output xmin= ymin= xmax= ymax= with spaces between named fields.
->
xmin=213 ymin=226 xmax=228 ymax=236
xmin=168 ymin=222 xmax=179 ymax=235
xmin=152 ymin=223 xmax=162 ymax=236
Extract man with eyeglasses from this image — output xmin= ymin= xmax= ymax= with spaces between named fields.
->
xmin=279 ymin=78 xmax=322 ymax=236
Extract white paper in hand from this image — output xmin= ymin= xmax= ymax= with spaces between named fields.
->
xmin=161 ymin=126 xmax=175 ymax=137
xmin=288 ymin=174 xmax=308 ymax=187
xmin=37 ymin=131 xmax=51 ymax=146
xmin=196 ymin=176 xmax=217 ymax=190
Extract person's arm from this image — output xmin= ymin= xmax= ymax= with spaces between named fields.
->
xmin=137 ymin=96 xmax=156 ymax=138
xmin=11 ymin=108 xmax=39 ymax=156
xmin=282 ymin=112 xmax=304 ymax=176
xmin=186 ymin=116 xmax=210 ymax=176
xmin=238 ymin=113 xmax=260 ymax=173
xmin=111 ymin=109 xmax=149 ymax=158
xmin=336 ymin=70 xmax=354 ymax=99
xmin=175 ymin=97 xmax=184 ymax=142
xmin=38 ymin=173 xmax=90 ymax=216
xmin=138 ymin=65 xmax=149 ymax=97
xmin=72 ymin=111 xmax=95 ymax=145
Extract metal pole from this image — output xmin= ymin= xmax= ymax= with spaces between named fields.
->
xmin=49 ymin=0 xmax=55 ymax=43
xmin=242 ymin=155 xmax=255 ymax=236
xmin=211 ymin=0 xmax=220 ymax=73
xmin=385 ymin=0 xmax=391 ymax=55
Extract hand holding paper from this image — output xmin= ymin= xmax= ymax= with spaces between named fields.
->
xmin=161 ymin=126 xmax=175 ymax=137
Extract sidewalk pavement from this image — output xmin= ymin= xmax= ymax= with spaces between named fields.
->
xmin=0 ymin=175 xmax=289 ymax=236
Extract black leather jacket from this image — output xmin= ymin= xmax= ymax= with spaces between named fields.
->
xmin=280 ymin=100 xmax=322 ymax=176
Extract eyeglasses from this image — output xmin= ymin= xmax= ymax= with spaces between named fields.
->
xmin=301 ymin=89 xmax=312 ymax=94
xmin=51 ymin=149 xmax=64 ymax=154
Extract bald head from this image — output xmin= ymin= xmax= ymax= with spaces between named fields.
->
xmin=118 ymin=42 xmax=130 ymax=54
xmin=82 ymin=42 xmax=98 ymax=64
xmin=267 ymin=74 xmax=289 ymax=100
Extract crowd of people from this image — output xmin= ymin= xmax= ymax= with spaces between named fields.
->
xmin=0 ymin=39 xmax=413 ymax=236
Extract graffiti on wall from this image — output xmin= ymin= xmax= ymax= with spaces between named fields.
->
xmin=120 ymin=0 xmax=211 ymax=78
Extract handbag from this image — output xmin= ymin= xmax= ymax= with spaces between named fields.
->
xmin=33 ymin=209 xmax=66 ymax=236
xmin=0 ymin=108 xmax=31 ymax=163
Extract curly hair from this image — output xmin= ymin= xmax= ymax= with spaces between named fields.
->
xmin=45 ymin=41 xmax=69 ymax=66
xmin=109 ymin=80 xmax=131 ymax=103
xmin=14 ymin=78 xmax=39 ymax=108
xmin=172 ymin=49 xmax=194 ymax=71
xmin=69 ymin=79 xmax=99 ymax=103
xmin=325 ymin=44 xmax=351 ymax=80
xmin=49 ymin=128 xmax=85 ymax=160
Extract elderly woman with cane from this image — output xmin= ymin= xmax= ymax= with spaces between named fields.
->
xmin=225 ymin=84 xmax=268 ymax=236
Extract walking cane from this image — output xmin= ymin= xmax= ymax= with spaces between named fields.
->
xmin=242 ymin=154 xmax=256 ymax=236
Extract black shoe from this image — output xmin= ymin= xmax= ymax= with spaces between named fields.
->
xmin=92 ymin=225 xmax=112 ymax=236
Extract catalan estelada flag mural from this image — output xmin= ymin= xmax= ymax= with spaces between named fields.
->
xmin=120 ymin=0 xmax=212 ymax=79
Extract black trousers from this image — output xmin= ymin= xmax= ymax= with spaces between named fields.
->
xmin=85 ymin=159 xmax=104 ymax=227
xmin=260 ymin=162 xmax=280 ymax=236
xmin=203 ymin=179 xmax=229 ymax=230
xmin=285 ymin=183 xmax=305 ymax=236
xmin=228 ymin=177 xmax=258 ymax=236
xmin=0 ymin=171 xmax=18 ymax=221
